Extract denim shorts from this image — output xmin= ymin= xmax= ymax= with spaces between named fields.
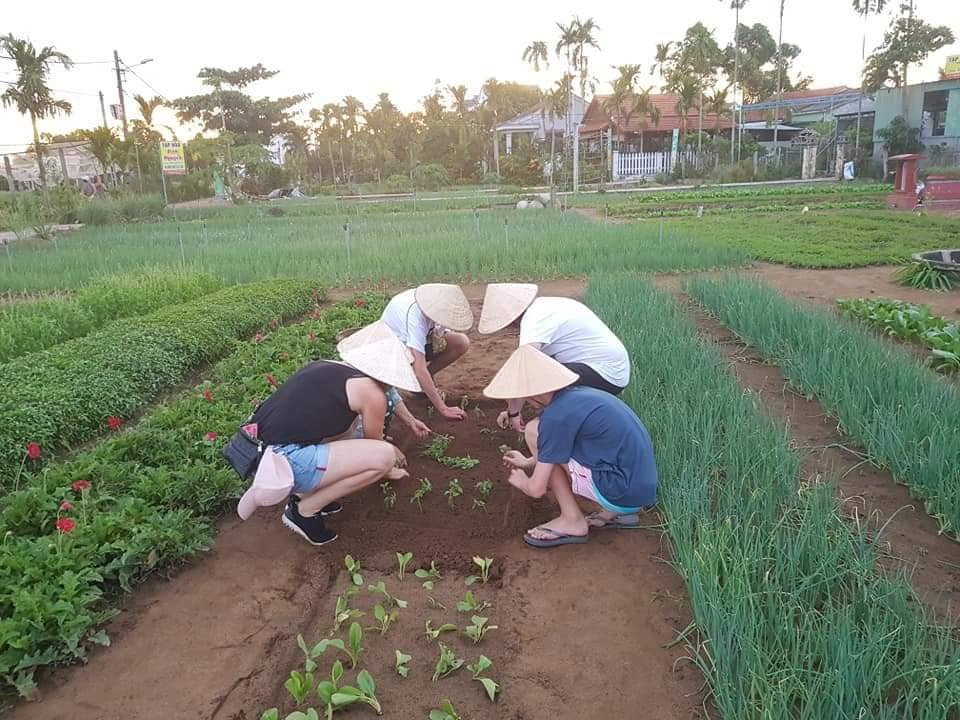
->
xmin=272 ymin=443 xmax=331 ymax=495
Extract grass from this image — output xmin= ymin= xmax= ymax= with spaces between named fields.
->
xmin=587 ymin=274 xmax=960 ymax=719
xmin=0 ymin=208 xmax=746 ymax=292
xmin=689 ymin=276 xmax=960 ymax=539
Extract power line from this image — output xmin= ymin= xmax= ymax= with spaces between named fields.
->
xmin=121 ymin=63 xmax=172 ymax=104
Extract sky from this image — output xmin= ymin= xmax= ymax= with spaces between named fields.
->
xmin=1 ymin=0 xmax=958 ymax=151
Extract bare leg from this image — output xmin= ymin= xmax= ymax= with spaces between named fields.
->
xmin=298 ymin=439 xmax=395 ymax=516
xmin=526 ymin=464 xmax=589 ymax=540
xmin=427 ymin=332 xmax=469 ymax=375
xmin=523 ymin=417 xmax=540 ymax=462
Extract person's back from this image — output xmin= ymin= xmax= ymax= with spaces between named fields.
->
xmin=380 ymin=289 xmax=427 ymax=349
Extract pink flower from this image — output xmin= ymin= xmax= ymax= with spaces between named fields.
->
xmin=26 ymin=442 xmax=41 ymax=460
xmin=56 ymin=517 xmax=76 ymax=534
xmin=107 ymin=416 xmax=123 ymax=431
xmin=203 ymin=389 xmax=214 ymax=403
xmin=265 ymin=373 xmax=278 ymax=388
xmin=354 ymin=298 xmax=366 ymax=308
xmin=307 ymin=331 xmax=316 ymax=343
xmin=60 ymin=501 xmax=73 ymax=512
xmin=254 ymin=333 xmax=265 ymax=344
xmin=205 ymin=431 xmax=219 ymax=442
xmin=72 ymin=479 xmax=92 ymax=493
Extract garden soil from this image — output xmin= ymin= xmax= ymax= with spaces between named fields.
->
xmin=11 ymin=282 xmax=708 ymax=720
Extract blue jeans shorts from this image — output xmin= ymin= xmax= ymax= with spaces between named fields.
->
xmin=272 ymin=443 xmax=331 ymax=495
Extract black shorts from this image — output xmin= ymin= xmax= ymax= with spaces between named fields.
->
xmin=562 ymin=362 xmax=625 ymax=396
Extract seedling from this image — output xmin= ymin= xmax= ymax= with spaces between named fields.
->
xmin=297 ymin=634 xmax=345 ymax=673
xmin=371 ymin=604 xmax=398 ymax=636
xmin=426 ymin=596 xmax=446 ymax=610
xmin=368 ymin=581 xmax=408 ymax=609
xmin=432 ymin=642 xmax=464 ymax=681
xmin=428 ymin=700 xmax=461 ymax=720
xmin=464 ymin=615 xmax=497 ymax=644
xmin=380 ymin=481 xmax=397 ymax=509
xmin=332 ymin=589 xmax=364 ymax=633
xmin=497 ymin=444 xmax=511 ymax=455
xmin=456 ymin=590 xmax=490 ymax=614
xmin=394 ymin=650 xmax=411 ymax=678
xmin=467 ymin=655 xmax=500 ymax=702
xmin=328 ymin=669 xmax=382 ymax=715
xmin=346 ymin=621 xmax=363 ymax=668
xmin=424 ymin=620 xmax=458 ymax=641
xmin=415 ymin=561 xmax=442 ymax=590
xmin=473 ymin=405 xmax=486 ymax=419
xmin=396 ymin=551 xmax=413 ymax=581
xmin=411 ymin=477 xmax=432 ymax=511
xmin=422 ymin=434 xmax=453 ymax=460
xmin=284 ymin=668 xmax=314 ymax=705
xmin=444 ymin=479 xmax=463 ymax=507
xmin=438 ymin=455 xmax=480 ymax=470
xmin=344 ymin=555 xmax=363 ymax=586
xmin=459 ymin=394 xmax=470 ymax=410
xmin=478 ymin=427 xmax=494 ymax=435
xmin=472 ymin=498 xmax=487 ymax=511
xmin=465 ymin=556 xmax=494 ymax=586
xmin=475 ymin=479 xmax=493 ymax=498
xmin=315 ymin=661 xmax=345 ymax=719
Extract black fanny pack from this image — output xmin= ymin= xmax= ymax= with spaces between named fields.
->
xmin=222 ymin=424 xmax=265 ymax=479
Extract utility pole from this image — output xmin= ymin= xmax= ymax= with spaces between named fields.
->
xmin=114 ymin=50 xmax=128 ymax=139
xmin=773 ymin=0 xmax=785 ymax=163
xmin=99 ymin=91 xmax=108 ymax=129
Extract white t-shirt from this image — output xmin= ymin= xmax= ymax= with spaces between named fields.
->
xmin=519 ymin=297 xmax=630 ymax=387
xmin=381 ymin=288 xmax=438 ymax=353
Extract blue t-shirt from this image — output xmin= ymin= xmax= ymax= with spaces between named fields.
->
xmin=538 ymin=386 xmax=657 ymax=508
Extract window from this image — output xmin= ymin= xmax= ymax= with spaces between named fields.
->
xmin=922 ymin=90 xmax=949 ymax=137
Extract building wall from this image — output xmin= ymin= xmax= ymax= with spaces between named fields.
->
xmin=873 ymin=79 xmax=960 ymax=159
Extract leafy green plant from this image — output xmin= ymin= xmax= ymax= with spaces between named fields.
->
xmin=422 ymin=434 xmax=453 ymax=460
xmin=297 ymin=634 xmax=345 ymax=673
xmin=394 ymin=650 xmax=411 ymax=678
xmin=368 ymin=581 xmax=407 ymax=609
xmin=424 ymin=620 xmax=458 ymax=641
xmin=467 ymin=655 xmax=500 ymax=702
xmin=497 ymin=444 xmax=511 ymax=455
xmin=456 ymin=590 xmax=490 ymax=614
xmin=396 ymin=551 xmax=413 ymax=581
xmin=415 ymin=561 xmax=442 ymax=590
xmin=370 ymin=604 xmax=398 ymax=636
xmin=315 ymin=660 xmax=345 ymax=718
xmin=465 ymin=556 xmax=493 ymax=586
xmin=471 ymin=498 xmax=486 ymax=511
xmin=463 ymin=615 xmax=497 ymax=644
xmin=344 ymin=555 xmax=363 ymax=586
xmin=328 ymin=669 xmax=382 ymax=715
xmin=437 ymin=455 xmax=480 ymax=470
xmin=443 ymin=479 xmax=463 ymax=507
xmin=333 ymin=588 xmax=364 ymax=633
xmin=346 ymin=621 xmax=363 ymax=669
xmin=380 ymin=481 xmax=397 ymax=509
xmin=895 ymin=261 xmax=956 ymax=291
xmin=426 ymin=596 xmax=446 ymax=610
xmin=431 ymin=643 xmax=464 ymax=681
xmin=428 ymin=700 xmax=461 ymax=720
xmin=474 ymin=479 xmax=493 ymax=498
xmin=285 ymin=668 xmax=314 ymax=706
xmin=410 ymin=478 xmax=432 ymax=511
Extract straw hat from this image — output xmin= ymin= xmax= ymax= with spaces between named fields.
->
xmin=483 ymin=345 xmax=579 ymax=399
xmin=337 ymin=321 xmax=421 ymax=392
xmin=478 ymin=283 xmax=539 ymax=334
xmin=414 ymin=284 xmax=474 ymax=331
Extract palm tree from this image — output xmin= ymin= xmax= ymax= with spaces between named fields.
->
xmin=684 ymin=23 xmax=720 ymax=153
xmin=602 ymin=65 xmax=642 ymax=136
xmin=341 ymin=96 xmax=365 ymax=182
xmin=447 ymin=84 xmax=469 ymax=149
xmin=572 ymin=17 xmax=601 ymax=103
xmin=852 ymin=0 xmax=887 ymax=164
xmin=80 ymin=126 xmax=117 ymax=181
xmin=555 ymin=20 xmax=579 ymax=145
xmin=632 ymin=87 xmax=661 ymax=153
xmin=673 ymin=75 xmax=700 ymax=140
xmin=720 ymin=0 xmax=749 ymax=162
xmin=133 ymin=94 xmax=164 ymax=127
xmin=706 ymin=87 xmax=729 ymax=133
xmin=522 ymin=41 xmax=549 ymax=72
xmin=0 ymin=35 xmax=73 ymax=190
xmin=545 ymin=78 xmax=570 ymax=187
xmin=651 ymin=42 xmax=673 ymax=80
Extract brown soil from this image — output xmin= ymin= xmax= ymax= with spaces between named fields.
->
xmin=12 ymin=281 xmax=706 ymax=720
xmin=673 ymin=291 xmax=960 ymax=626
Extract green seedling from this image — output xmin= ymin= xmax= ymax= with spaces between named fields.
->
xmin=422 ymin=434 xmax=453 ymax=460
xmin=284 ymin=668 xmax=314 ymax=706
xmin=262 ymin=710 xmax=320 ymax=720
xmin=371 ymin=604 xmax=398 ymax=636
xmin=472 ymin=498 xmax=486 ymax=511
xmin=444 ymin=479 xmax=463 ymax=507
xmin=346 ymin=621 xmax=363 ymax=668
xmin=297 ymin=634 xmax=345 ymax=673
xmin=315 ymin=660 xmax=346 ymax=718
xmin=426 ymin=596 xmax=446 ymax=610
xmin=424 ymin=620 xmax=458 ymax=641
xmin=329 ymin=669 xmax=382 ymax=715
xmin=478 ymin=427 xmax=494 ymax=434
xmin=428 ymin=700 xmax=461 ymax=720
xmin=396 ymin=551 xmax=413 ymax=581
xmin=395 ymin=650 xmax=411 ymax=678
xmin=432 ymin=643 xmax=464 ymax=681
xmin=380 ymin=481 xmax=397 ymax=509
xmin=332 ymin=589 xmax=364 ymax=633
xmin=368 ymin=581 xmax=408 ymax=609
xmin=473 ymin=405 xmax=486 ymax=419
xmin=464 ymin=615 xmax=497 ymax=644
xmin=415 ymin=561 xmax=442 ymax=590
xmin=467 ymin=655 xmax=500 ymax=702
xmin=497 ymin=444 xmax=511 ymax=455
xmin=411 ymin=477 xmax=432 ymax=511
xmin=344 ymin=555 xmax=363 ymax=586
xmin=426 ymin=405 xmax=435 ymax=417
xmin=465 ymin=556 xmax=494 ymax=586
xmin=456 ymin=590 xmax=490 ymax=613
xmin=438 ymin=455 xmax=480 ymax=470
xmin=474 ymin=479 xmax=493 ymax=498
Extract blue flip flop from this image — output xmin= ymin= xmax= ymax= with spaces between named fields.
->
xmin=523 ymin=526 xmax=589 ymax=548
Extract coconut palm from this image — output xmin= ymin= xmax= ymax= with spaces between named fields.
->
xmin=719 ymin=0 xmax=749 ymax=162
xmin=572 ymin=17 xmax=601 ymax=102
xmin=545 ymin=78 xmax=570 ymax=186
xmin=341 ymin=96 xmax=365 ymax=182
xmin=447 ymin=84 xmax=469 ymax=147
xmin=706 ymin=87 xmax=730 ymax=132
xmin=0 ymin=34 xmax=73 ymax=189
xmin=651 ymin=42 xmax=673 ymax=80
xmin=602 ymin=64 xmax=642 ymax=134
xmin=133 ymin=94 xmax=164 ymax=127
xmin=522 ymin=41 xmax=550 ymax=72
xmin=672 ymin=74 xmax=700 ymax=140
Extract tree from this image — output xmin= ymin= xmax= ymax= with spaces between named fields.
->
xmin=522 ymin=41 xmax=549 ymax=72
xmin=863 ymin=3 xmax=954 ymax=91
xmin=876 ymin=115 xmax=924 ymax=154
xmin=672 ymin=74 xmax=700 ymax=140
xmin=719 ymin=0 xmax=749 ymax=162
xmin=133 ymin=95 xmax=164 ymax=127
xmin=852 ymin=0 xmax=888 ymax=168
xmin=0 ymin=35 xmax=73 ymax=190
xmin=706 ymin=87 xmax=730 ymax=132
xmin=80 ymin=126 xmax=118 ymax=179
xmin=572 ymin=17 xmax=601 ymax=103
xmin=673 ymin=23 xmax=722 ymax=152
xmin=651 ymin=42 xmax=673 ymax=79
xmin=722 ymin=23 xmax=809 ymax=103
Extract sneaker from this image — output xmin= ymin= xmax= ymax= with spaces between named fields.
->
xmin=282 ymin=503 xmax=338 ymax=546
xmin=288 ymin=495 xmax=342 ymax=517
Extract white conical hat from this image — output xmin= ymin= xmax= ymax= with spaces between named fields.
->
xmin=478 ymin=283 xmax=539 ymax=334
xmin=414 ymin=283 xmax=474 ymax=331
xmin=483 ymin=345 xmax=579 ymax=399
xmin=337 ymin=321 xmax=421 ymax=392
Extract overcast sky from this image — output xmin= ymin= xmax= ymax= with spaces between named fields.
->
xmin=1 ymin=0 xmax=957 ymax=150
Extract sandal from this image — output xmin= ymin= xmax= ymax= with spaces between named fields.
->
xmin=523 ymin=526 xmax=589 ymax=548
xmin=585 ymin=511 xmax=641 ymax=529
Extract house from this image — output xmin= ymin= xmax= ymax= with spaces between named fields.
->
xmin=741 ymin=86 xmax=873 ymax=147
xmin=493 ymin=94 xmax=588 ymax=155
xmin=872 ymin=78 xmax=960 ymax=161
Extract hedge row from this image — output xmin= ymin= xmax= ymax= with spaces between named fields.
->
xmin=0 ymin=294 xmax=384 ymax=696
xmin=0 ymin=279 xmax=319 ymax=484
xmin=0 ymin=271 xmax=223 ymax=363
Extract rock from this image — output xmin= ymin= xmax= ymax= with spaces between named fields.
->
xmin=528 ymin=200 xmax=545 ymax=209
xmin=516 ymin=200 xmax=529 ymax=210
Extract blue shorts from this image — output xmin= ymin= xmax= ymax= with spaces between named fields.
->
xmin=272 ymin=443 xmax=331 ymax=495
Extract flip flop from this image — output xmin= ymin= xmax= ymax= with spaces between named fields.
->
xmin=523 ymin=526 xmax=589 ymax=548
xmin=585 ymin=511 xmax=642 ymax=529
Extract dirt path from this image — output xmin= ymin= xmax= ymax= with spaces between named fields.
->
xmin=669 ymin=289 xmax=960 ymax=626
xmin=12 ymin=281 xmax=706 ymax=720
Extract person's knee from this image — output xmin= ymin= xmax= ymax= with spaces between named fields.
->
xmin=371 ymin=441 xmax=395 ymax=473
xmin=446 ymin=332 xmax=470 ymax=357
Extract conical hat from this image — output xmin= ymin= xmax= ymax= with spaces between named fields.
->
xmin=414 ymin=283 xmax=474 ymax=331
xmin=483 ymin=345 xmax=579 ymax=399
xmin=337 ymin=321 xmax=421 ymax=392
xmin=478 ymin=283 xmax=539 ymax=334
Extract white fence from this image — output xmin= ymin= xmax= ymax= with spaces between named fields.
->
xmin=612 ymin=150 xmax=708 ymax=179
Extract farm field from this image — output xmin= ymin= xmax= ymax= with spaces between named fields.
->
xmin=3 ymin=194 xmax=960 ymax=719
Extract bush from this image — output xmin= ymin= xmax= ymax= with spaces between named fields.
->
xmin=710 ymin=159 xmax=755 ymax=184
xmin=412 ymin=164 xmax=450 ymax=191
xmin=384 ymin=174 xmax=412 ymax=193
xmin=166 ymin=170 xmax=214 ymax=204
xmin=924 ymin=166 xmax=960 ymax=179
xmin=481 ymin=172 xmax=503 ymax=185
xmin=77 ymin=194 xmax=165 ymax=226
xmin=499 ymin=154 xmax=544 ymax=186
xmin=876 ymin=116 xmax=924 ymax=156
xmin=0 ymin=279 xmax=319 ymax=481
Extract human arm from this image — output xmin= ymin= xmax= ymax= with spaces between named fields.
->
xmin=393 ymin=395 xmax=431 ymax=438
xmin=411 ymin=349 xmax=465 ymax=421
xmin=507 ymin=461 xmax=554 ymax=499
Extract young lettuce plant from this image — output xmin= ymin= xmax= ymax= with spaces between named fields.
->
xmin=432 ymin=642 xmax=464 ymax=681
xmin=456 ymin=590 xmax=490 ymax=614
xmin=471 ymin=497 xmax=487 ymax=511
xmin=394 ymin=650 xmax=411 ymax=678
xmin=332 ymin=589 xmax=364 ymax=634
xmin=415 ymin=561 xmax=442 ymax=590
xmin=344 ymin=555 xmax=363 ymax=586
xmin=368 ymin=581 xmax=408 ymax=609
xmin=396 ymin=551 xmax=413 ymax=581
xmin=465 ymin=556 xmax=493 ymax=586
xmin=428 ymin=700 xmax=461 ymax=720
xmin=380 ymin=481 xmax=397 ymax=509
xmin=464 ymin=616 xmax=497 ymax=644
xmin=467 ymin=655 xmax=501 ymax=702
xmin=410 ymin=478 xmax=432 ymax=511
xmin=284 ymin=668 xmax=314 ymax=706
xmin=474 ymin=479 xmax=493 ymax=498
xmin=422 ymin=434 xmax=453 ymax=460
xmin=371 ymin=604 xmax=398 ymax=636
xmin=315 ymin=660 xmax=345 ymax=719
xmin=328 ymin=669 xmax=382 ymax=716
xmin=438 ymin=455 xmax=480 ymax=470
xmin=424 ymin=620 xmax=458 ymax=641
xmin=297 ymin=634 xmax=345 ymax=673
xmin=346 ymin=621 xmax=364 ymax=669
xmin=443 ymin=479 xmax=463 ymax=507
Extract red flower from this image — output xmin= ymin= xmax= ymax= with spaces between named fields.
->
xmin=307 ymin=331 xmax=316 ymax=343
xmin=26 ymin=442 xmax=41 ymax=460
xmin=203 ymin=389 xmax=214 ymax=403
xmin=204 ymin=431 xmax=219 ymax=442
xmin=254 ymin=333 xmax=265 ymax=343
xmin=107 ymin=416 xmax=123 ymax=431
xmin=265 ymin=373 xmax=278 ymax=387
xmin=60 ymin=501 xmax=73 ymax=512
xmin=72 ymin=479 xmax=92 ymax=493
xmin=354 ymin=298 xmax=366 ymax=308
xmin=56 ymin=517 xmax=76 ymax=534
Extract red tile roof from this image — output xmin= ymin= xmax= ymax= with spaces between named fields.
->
xmin=580 ymin=94 xmax=732 ymax=135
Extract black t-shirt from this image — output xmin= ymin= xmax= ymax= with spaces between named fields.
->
xmin=252 ymin=361 xmax=367 ymax=445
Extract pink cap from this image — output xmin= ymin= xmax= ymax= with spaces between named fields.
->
xmin=237 ymin=447 xmax=294 ymax=520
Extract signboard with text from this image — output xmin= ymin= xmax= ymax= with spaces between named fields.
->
xmin=945 ymin=54 xmax=960 ymax=78
xmin=160 ymin=141 xmax=186 ymax=176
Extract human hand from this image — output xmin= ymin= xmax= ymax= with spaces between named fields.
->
xmin=502 ymin=450 xmax=531 ymax=471
xmin=506 ymin=468 xmax=529 ymax=492
xmin=510 ymin=414 xmax=525 ymax=433
xmin=387 ymin=467 xmax=410 ymax=481
xmin=409 ymin=418 xmax=431 ymax=438
xmin=393 ymin=446 xmax=407 ymax=468
xmin=496 ymin=411 xmax=510 ymax=430
xmin=441 ymin=405 xmax=467 ymax=421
